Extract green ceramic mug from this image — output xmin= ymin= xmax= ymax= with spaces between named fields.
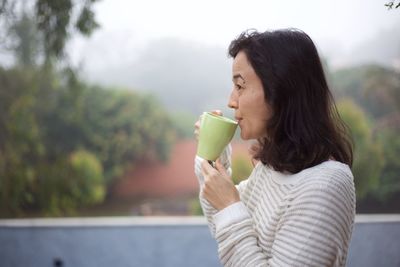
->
xmin=197 ymin=112 xmax=238 ymax=161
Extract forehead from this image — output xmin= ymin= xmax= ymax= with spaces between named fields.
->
xmin=232 ymin=51 xmax=255 ymax=81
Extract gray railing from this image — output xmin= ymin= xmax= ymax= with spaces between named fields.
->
xmin=1 ymin=215 xmax=399 ymax=267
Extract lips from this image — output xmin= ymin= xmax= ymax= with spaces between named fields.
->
xmin=235 ymin=117 xmax=243 ymax=127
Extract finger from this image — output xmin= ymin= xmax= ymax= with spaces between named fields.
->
xmin=211 ymin=110 xmax=223 ymax=116
xmin=215 ymin=159 xmax=227 ymax=176
xmin=194 ymin=121 xmax=200 ymax=129
xmin=201 ymin=159 xmax=213 ymax=175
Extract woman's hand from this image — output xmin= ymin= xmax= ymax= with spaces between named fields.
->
xmin=194 ymin=110 xmax=223 ymax=141
xmin=201 ymin=159 xmax=240 ymax=211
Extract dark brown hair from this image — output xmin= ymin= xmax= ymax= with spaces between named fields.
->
xmin=228 ymin=29 xmax=353 ymax=173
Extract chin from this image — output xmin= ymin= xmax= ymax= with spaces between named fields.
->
xmin=240 ymin=129 xmax=264 ymax=140
xmin=240 ymin=131 xmax=252 ymax=140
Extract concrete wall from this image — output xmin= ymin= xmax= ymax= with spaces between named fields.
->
xmin=0 ymin=215 xmax=399 ymax=267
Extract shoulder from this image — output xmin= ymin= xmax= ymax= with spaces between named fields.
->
xmin=300 ymin=160 xmax=353 ymax=189
xmin=291 ymin=160 xmax=355 ymax=206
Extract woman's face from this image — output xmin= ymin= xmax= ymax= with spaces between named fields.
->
xmin=228 ymin=51 xmax=271 ymax=140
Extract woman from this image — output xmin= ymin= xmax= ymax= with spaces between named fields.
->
xmin=194 ymin=29 xmax=355 ymax=266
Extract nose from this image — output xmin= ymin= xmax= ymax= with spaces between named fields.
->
xmin=228 ymin=89 xmax=238 ymax=109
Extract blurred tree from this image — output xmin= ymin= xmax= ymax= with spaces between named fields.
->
xmin=366 ymin=67 xmax=400 ymax=203
xmin=77 ymin=87 xmax=176 ymax=186
xmin=0 ymin=1 xmax=179 ymax=216
xmin=337 ymin=99 xmax=385 ymax=199
xmin=0 ymin=0 xmax=100 ymax=61
xmin=364 ymin=66 xmax=400 ymax=131
xmin=0 ymin=67 xmax=44 ymax=216
xmin=373 ymin=129 xmax=400 ymax=201
xmin=34 ymin=150 xmax=104 ymax=216
xmin=231 ymin=154 xmax=252 ymax=185
xmin=332 ymin=65 xmax=400 ymax=201
xmin=332 ymin=65 xmax=399 ymax=119
xmin=69 ymin=150 xmax=104 ymax=205
xmin=0 ymin=65 xmax=177 ymax=217
xmin=8 ymin=12 xmax=40 ymax=66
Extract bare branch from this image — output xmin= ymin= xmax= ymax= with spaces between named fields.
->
xmin=385 ymin=1 xmax=400 ymax=9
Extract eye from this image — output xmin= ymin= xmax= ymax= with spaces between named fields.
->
xmin=235 ymin=84 xmax=243 ymax=90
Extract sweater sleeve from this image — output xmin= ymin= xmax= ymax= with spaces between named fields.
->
xmin=194 ymin=144 xmax=249 ymax=238
xmin=213 ymin=172 xmax=356 ymax=267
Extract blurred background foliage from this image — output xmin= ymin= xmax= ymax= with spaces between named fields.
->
xmin=0 ymin=60 xmax=177 ymax=217
xmin=334 ymin=65 xmax=400 ymax=211
xmin=0 ymin=0 xmax=399 ymax=217
xmin=0 ymin=0 xmax=177 ymax=217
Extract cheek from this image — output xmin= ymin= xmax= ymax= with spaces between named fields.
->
xmin=250 ymin=99 xmax=270 ymax=136
xmin=240 ymin=117 xmax=265 ymax=140
xmin=250 ymin=117 xmax=267 ymax=135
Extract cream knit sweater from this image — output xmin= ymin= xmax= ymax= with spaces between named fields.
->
xmin=195 ymin=146 xmax=356 ymax=267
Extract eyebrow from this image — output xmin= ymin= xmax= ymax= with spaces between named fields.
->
xmin=233 ymin=74 xmax=245 ymax=83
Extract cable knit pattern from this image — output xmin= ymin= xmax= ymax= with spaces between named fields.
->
xmin=194 ymin=146 xmax=356 ymax=267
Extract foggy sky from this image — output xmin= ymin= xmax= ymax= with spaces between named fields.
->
xmin=69 ymin=0 xmax=400 ymax=69
xmin=1 ymin=0 xmax=399 ymax=115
